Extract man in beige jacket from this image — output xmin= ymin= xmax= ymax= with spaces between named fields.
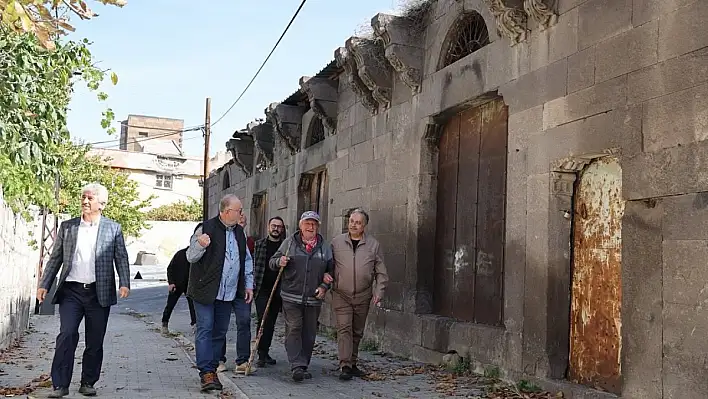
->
xmin=330 ymin=208 xmax=389 ymax=381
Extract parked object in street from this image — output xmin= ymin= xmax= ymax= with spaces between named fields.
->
xmin=268 ymin=211 xmax=333 ymax=382
xmin=36 ymin=183 xmax=131 ymax=398
xmin=186 ymin=194 xmax=254 ymax=391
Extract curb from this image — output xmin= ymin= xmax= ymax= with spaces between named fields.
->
xmin=123 ymin=308 xmax=250 ymax=399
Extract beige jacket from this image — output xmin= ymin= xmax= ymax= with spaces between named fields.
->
xmin=331 ymin=233 xmax=389 ymax=299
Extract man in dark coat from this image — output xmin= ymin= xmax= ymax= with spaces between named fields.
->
xmin=37 ymin=183 xmax=130 ymax=398
xmin=186 ymin=194 xmax=254 ymax=391
xmin=161 ymin=223 xmax=201 ymax=334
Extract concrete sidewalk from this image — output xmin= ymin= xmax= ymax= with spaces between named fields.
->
xmin=0 ymin=312 xmax=237 ymax=398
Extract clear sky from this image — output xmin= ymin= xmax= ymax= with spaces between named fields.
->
xmin=66 ymin=0 xmax=403 ymax=157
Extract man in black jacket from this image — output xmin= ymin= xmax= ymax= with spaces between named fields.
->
xmin=161 ymin=223 xmax=201 ymax=335
xmin=186 ymin=195 xmax=254 ymax=392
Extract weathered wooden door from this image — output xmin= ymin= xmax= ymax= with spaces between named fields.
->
xmin=298 ymin=169 xmax=328 ymax=237
xmin=433 ymin=98 xmax=507 ymax=325
xmin=252 ymin=192 xmax=268 ymax=240
xmin=569 ymin=157 xmax=624 ymax=394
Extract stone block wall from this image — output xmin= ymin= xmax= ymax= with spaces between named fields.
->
xmin=205 ymin=0 xmax=708 ymax=397
xmin=0 ymin=188 xmax=40 ymax=350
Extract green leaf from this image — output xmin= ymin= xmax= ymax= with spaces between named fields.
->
xmin=110 ymin=71 xmax=118 ymax=85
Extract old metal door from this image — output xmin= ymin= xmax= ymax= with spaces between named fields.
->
xmin=433 ymin=98 xmax=507 ymax=325
xmin=569 ymin=156 xmax=624 ymax=394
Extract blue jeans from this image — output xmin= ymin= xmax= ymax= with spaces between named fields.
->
xmin=219 ymin=297 xmax=252 ymax=365
xmin=193 ymin=300 xmax=231 ymax=373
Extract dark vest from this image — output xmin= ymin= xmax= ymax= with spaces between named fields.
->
xmin=187 ymin=216 xmax=247 ymax=305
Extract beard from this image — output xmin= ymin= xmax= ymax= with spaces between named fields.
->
xmin=269 ymin=231 xmax=281 ymax=240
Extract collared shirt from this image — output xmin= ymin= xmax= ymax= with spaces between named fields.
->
xmin=65 ymin=216 xmax=101 ymax=284
xmin=215 ymin=226 xmax=254 ymax=301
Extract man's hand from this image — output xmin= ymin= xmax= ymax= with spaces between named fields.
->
xmin=37 ymin=288 xmax=47 ymax=303
xmin=119 ymin=287 xmax=130 ymax=298
xmin=245 ymin=289 xmax=254 ymax=304
xmin=197 ymin=234 xmax=211 ymax=248
xmin=372 ymin=295 xmax=382 ymax=307
xmin=315 ymin=286 xmax=327 ymax=300
xmin=168 ymin=284 xmax=176 ymax=292
xmin=323 ymin=273 xmax=333 ymax=284
xmin=278 ymin=256 xmax=290 ymax=268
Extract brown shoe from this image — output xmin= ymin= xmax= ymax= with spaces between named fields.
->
xmin=200 ymin=371 xmax=222 ymax=391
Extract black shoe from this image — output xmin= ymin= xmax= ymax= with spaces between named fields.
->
xmin=350 ymin=365 xmax=366 ymax=377
xmin=339 ymin=366 xmax=353 ymax=381
xmin=292 ymin=367 xmax=305 ymax=382
xmin=200 ymin=371 xmax=222 ymax=391
xmin=303 ymin=370 xmax=312 ymax=379
xmin=78 ymin=383 xmax=97 ymax=396
xmin=48 ymin=387 xmax=69 ymax=398
xmin=258 ymin=352 xmax=276 ymax=366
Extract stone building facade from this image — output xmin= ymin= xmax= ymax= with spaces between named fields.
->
xmin=206 ymin=1 xmax=708 ymax=397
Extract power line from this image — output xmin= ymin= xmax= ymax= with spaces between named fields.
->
xmin=211 ymin=0 xmax=308 ymax=128
xmin=85 ymin=126 xmax=203 ymax=146
xmin=94 ymin=133 xmax=203 ymax=150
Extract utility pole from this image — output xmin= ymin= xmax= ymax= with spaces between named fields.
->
xmin=202 ymin=97 xmax=211 ymax=222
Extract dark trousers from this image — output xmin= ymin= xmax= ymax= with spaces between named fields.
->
xmin=193 ymin=300 xmax=231 ymax=373
xmin=161 ymin=288 xmax=196 ymax=326
xmin=282 ymin=301 xmax=321 ymax=370
xmin=51 ymin=282 xmax=111 ymax=388
xmin=218 ymin=297 xmax=252 ymax=365
xmin=255 ymin=292 xmax=282 ymax=356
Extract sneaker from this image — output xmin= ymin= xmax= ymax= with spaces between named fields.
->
xmin=339 ymin=366 xmax=353 ymax=381
xmin=303 ymin=370 xmax=312 ymax=379
xmin=292 ymin=367 xmax=305 ymax=382
xmin=350 ymin=365 xmax=366 ymax=377
xmin=48 ymin=387 xmax=69 ymax=398
xmin=200 ymin=372 xmax=222 ymax=391
xmin=233 ymin=363 xmax=250 ymax=374
xmin=216 ymin=361 xmax=227 ymax=372
xmin=78 ymin=383 xmax=97 ymax=396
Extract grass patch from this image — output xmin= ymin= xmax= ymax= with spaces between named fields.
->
xmin=359 ymin=339 xmax=379 ymax=352
xmin=484 ymin=365 xmax=501 ymax=379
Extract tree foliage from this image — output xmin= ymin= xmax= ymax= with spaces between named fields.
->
xmin=146 ymin=199 xmax=202 ymax=222
xmin=0 ymin=0 xmax=126 ymax=50
xmin=0 ymin=5 xmax=151 ymax=237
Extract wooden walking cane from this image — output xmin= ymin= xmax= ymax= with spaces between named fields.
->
xmin=244 ymin=242 xmax=291 ymax=376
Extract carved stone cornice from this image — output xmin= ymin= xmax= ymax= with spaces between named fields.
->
xmin=247 ymin=120 xmax=275 ymax=167
xmin=523 ymin=0 xmax=558 ymax=30
xmin=225 ymin=130 xmax=254 ymax=176
xmin=265 ymin=102 xmax=305 ymax=154
xmin=335 ymin=47 xmax=378 ymax=114
xmin=371 ymin=13 xmax=424 ymax=94
xmin=344 ymin=37 xmax=393 ymax=110
xmin=482 ymin=0 xmax=528 ymax=45
xmin=298 ymin=76 xmax=338 ymax=136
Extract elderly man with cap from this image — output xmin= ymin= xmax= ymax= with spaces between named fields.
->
xmin=268 ymin=211 xmax=333 ymax=382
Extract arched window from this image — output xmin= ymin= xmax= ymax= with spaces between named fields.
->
xmin=438 ymin=11 xmax=490 ymax=70
xmin=307 ymin=117 xmax=325 ymax=147
xmin=222 ymin=170 xmax=230 ymax=190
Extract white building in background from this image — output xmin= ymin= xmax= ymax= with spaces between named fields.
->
xmin=89 ymin=146 xmax=203 ymax=209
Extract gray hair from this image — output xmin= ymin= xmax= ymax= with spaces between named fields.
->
xmin=349 ymin=208 xmax=369 ymax=225
xmin=82 ymin=183 xmax=109 ymax=209
xmin=219 ymin=194 xmax=241 ymax=212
